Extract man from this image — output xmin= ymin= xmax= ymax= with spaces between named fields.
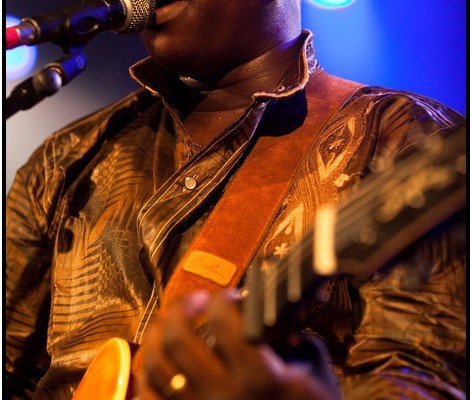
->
xmin=6 ymin=0 xmax=466 ymax=399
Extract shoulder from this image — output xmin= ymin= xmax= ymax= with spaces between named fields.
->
xmin=43 ymin=89 xmax=156 ymax=163
xmin=9 ymin=89 xmax=156 ymax=234
xmin=348 ymin=85 xmax=464 ymax=127
xmin=306 ymin=70 xmax=464 ymax=129
xmin=353 ymin=86 xmax=464 ymax=160
xmin=315 ymin=80 xmax=464 ymax=161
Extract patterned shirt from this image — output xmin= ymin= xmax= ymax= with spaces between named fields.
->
xmin=6 ymin=31 xmax=466 ymax=399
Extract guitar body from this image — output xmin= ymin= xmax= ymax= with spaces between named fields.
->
xmin=73 ymin=338 xmax=131 ymax=400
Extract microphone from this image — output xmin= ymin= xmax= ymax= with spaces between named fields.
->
xmin=6 ymin=0 xmax=156 ymax=50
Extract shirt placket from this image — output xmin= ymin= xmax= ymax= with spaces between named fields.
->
xmin=133 ymin=102 xmax=268 ymax=340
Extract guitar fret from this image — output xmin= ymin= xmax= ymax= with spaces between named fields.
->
xmin=263 ymin=259 xmax=278 ymax=327
xmin=287 ymin=243 xmax=302 ymax=302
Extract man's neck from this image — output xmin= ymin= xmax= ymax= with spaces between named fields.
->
xmin=177 ymin=35 xmax=304 ymax=147
xmin=181 ymin=35 xmax=303 ymax=110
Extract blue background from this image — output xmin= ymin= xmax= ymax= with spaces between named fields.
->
xmin=302 ymin=0 xmax=466 ymax=114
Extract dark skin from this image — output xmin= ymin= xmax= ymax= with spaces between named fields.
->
xmin=134 ymin=1 xmax=339 ymax=398
xmin=140 ymin=0 xmax=303 ymax=146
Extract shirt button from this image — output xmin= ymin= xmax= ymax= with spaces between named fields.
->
xmin=184 ymin=176 xmax=197 ymax=190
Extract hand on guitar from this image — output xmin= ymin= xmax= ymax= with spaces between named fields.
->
xmin=133 ymin=289 xmax=339 ymax=400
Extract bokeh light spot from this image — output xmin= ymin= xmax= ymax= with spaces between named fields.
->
xmin=6 ymin=15 xmax=38 ymax=80
xmin=307 ymin=0 xmax=356 ymax=9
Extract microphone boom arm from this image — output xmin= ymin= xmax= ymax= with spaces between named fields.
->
xmin=6 ymin=50 xmax=87 ymax=119
xmin=6 ymin=0 xmax=128 ymax=49
xmin=5 ymin=0 xmax=155 ymax=117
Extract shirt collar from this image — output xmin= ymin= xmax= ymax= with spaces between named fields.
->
xmin=129 ymin=30 xmax=319 ymax=103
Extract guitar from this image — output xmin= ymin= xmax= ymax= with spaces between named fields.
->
xmin=73 ymin=125 xmax=466 ymax=400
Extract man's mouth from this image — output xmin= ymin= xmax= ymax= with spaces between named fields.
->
xmin=150 ymin=0 xmax=187 ymax=26
xmin=156 ymin=0 xmax=175 ymax=7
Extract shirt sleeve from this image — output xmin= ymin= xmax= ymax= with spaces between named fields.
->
xmin=338 ymin=90 xmax=466 ymax=399
xmin=341 ymin=218 xmax=466 ymax=399
xmin=5 ymin=144 xmax=54 ymax=399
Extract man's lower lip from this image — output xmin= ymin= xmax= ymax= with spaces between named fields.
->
xmin=155 ymin=0 xmax=182 ymax=9
xmin=156 ymin=0 xmax=174 ymax=6
xmin=154 ymin=0 xmax=186 ymax=22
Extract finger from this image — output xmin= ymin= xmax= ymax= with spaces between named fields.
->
xmin=134 ymin=365 xmax=166 ymax=400
xmin=159 ymin=291 xmax=230 ymax=388
xmin=137 ymin=322 xmax=189 ymax=398
xmin=205 ymin=289 xmax=259 ymax=369
xmin=136 ymin=368 xmax=196 ymax=400
xmin=132 ymin=340 xmax=166 ymax=400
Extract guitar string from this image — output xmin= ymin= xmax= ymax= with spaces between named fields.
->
xmin=268 ymin=141 xmax=464 ymax=294
xmin=333 ymin=128 xmax=465 ymax=236
xmin=264 ymin=151 xmax=419 ymax=288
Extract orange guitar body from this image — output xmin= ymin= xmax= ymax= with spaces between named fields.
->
xmin=73 ymin=338 xmax=132 ymax=400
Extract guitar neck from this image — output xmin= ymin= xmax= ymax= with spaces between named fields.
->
xmin=243 ymin=125 xmax=466 ymax=344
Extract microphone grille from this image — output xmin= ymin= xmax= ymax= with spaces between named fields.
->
xmin=120 ymin=0 xmax=156 ymax=33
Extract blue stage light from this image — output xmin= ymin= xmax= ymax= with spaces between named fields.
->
xmin=307 ymin=0 xmax=356 ymax=9
xmin=6 ymin=15 xmax=38 ymax=80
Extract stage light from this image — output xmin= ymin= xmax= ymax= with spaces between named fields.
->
xmin=6 ymin=15 xmax=38 ymax=80
xmin=307 ymin=0 xmax=356 ymax=9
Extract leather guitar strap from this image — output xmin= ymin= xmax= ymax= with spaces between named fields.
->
xmin=160 ymin=70 xmax=365 ymax=312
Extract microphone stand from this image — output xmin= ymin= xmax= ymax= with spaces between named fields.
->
xmin=6 ymin=48 xmax=87 ymax=119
